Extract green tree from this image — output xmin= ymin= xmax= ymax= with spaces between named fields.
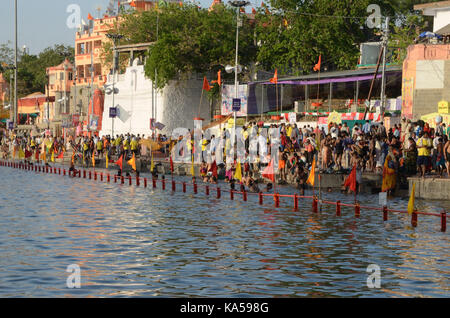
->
xmin=111 ymin=4 xmax=256 ymax=90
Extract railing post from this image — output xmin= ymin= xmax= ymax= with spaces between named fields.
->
xmin=411 ymin=211 xmax=418 ymax=228
xmin=383 ymin=206 xmax=388 ymax=221
xmin=144 ymin=178 xmax=147 ymax=188
xmin=274 ymin=193 xmax=280 ymax=208
xmin=294 ymin=194 xmax=298 ymax=211
xmin=162 ymin=179 xmax=166 ymax=190
xmin=312 ymin=197 xmax=318 ymax=213
xmin=259 ymin=192 xmax=263 ymax=205
xmin=230 ymin=190 xmax=234 ymax=200
xmin=355 ymin=203 xmax=360 ymax=218
xmin=336 ymin=200 xmax=341 ymax=216
xmin=182 ymin=182 xmax=186 ymax=193
xmin=136 ymin=177 xmax=140 ymax=187
xmin=243 ymin=190 xmax=247 ymax=201
xmin=205 ymin=185 xmax=210 ymax=196
xmin=152 ymin=179 xmax=156 ymax=188
xmin=217 ymin=187 xmax=221 ymax=199
xmin=193 ymin=183 xmax=197 ymax=194
xmin=441 ymin=211 xmax=447 ymax=233
xmin=172 ymin=180 xmax=176 ymax=192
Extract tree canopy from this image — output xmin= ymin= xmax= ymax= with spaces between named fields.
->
xmin=0 ymin=44 xmax=74 ymax=98
xmin=109 ymin=0 xmax=437 ymax=88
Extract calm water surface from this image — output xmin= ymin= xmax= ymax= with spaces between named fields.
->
xmin=0 ymin=165 xmax=449 ymax=297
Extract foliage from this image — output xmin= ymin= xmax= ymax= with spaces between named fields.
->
xmin=0 ymin=43 xmax=74 ymax=98
xmin=114 ymin=3 xmax=257 ymax=90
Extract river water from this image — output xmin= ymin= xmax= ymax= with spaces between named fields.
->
xmin=0 ymin=165 xmax=448 ymax=297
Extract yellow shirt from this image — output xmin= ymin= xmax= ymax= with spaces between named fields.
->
xmin=417 ymin=137 xmax=431 ymax=156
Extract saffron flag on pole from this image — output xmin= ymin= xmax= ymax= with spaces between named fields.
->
xmin=151 ymin=153 xmax=155 ymax=172
xmin=127 ymin=153 xmax=136 ymax=171
xmin=18 ymin=148 xmax=25 ymax=159
xmin=211 ymin=70 xmax=221 ymax=87
xmin=202 ymin=76 xmax=211 ymax=91
xmin=130 ymin=0 xmax=137 ymax=7
xmin=234 ymin=160 xmax=242 ymax=182
xmin=306 ymin=158 xmax=316 ymax=186
xmin=407 ymin=183 xmax=416 ymax=215
xmin=87 ymin=13 xmax=94 ymax=20
xmin=190 ymin=156 xmax=195 ymax=177
xmin=262 ymin=158 xmax=275 ymax=182
xmin=343 ymin=165 xmax=357 ymax=193
xmin=115 ymin=154 xmax=123 ymax=171
xmin=269 ymin=69 xmax=278 ymax=84
xmin=313 ymin=55 xmax=322 ymax=72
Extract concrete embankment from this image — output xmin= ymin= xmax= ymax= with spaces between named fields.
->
xmin=408 ymin=177 xmax=450 ymax=200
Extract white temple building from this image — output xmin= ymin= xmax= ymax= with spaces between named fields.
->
xmin=100 ymin=59 xmax=210 ymax=137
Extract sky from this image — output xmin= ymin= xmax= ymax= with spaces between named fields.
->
xmin=0 ymin=0 xmax=259 ymax=55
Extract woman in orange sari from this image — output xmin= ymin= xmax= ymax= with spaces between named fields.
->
xmin=382 ymin=146 xmax=398 ymax=195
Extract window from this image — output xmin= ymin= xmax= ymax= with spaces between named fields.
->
xmin=68 ymin=72 xmax=73 ymax=81
xmin=94 ymin=40 xmax=102 ymax=48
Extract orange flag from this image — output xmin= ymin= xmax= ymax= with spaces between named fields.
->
xmin=269 ymin=69 xmax=278 ymax=84
xmin=115 ymin=154 xmax=123 ymax=171
xmin=211 ymin=70 xmax=221 ymax=86
xmin=262 ymin=158 xmax=275 ymax=183
xmin=313 ymin=55 xmax=322 ymax=72
xmin=127 ymin=153 xmax=136 ymax=171
xmin=130 ymin=0 xmax=137 ymax=7
xmin=202 ymin=76 xmax=211 ymax=91
xmin=252 ymin=8 xmax=257 ymax=14
xmin=87 ymin=13 xmax=94 ymax=20
xmin=306 ymin=158 xmax=316 ymax=186
xmin=343 ymin=165 xmax=357 ymax=193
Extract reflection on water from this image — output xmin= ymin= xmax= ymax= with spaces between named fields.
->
xmin=0 ymin=166 xmax=449 ymax=297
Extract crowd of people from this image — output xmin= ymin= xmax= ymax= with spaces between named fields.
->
xmin=190 ymin=118 xmax=450 ymax=194
xmin=1 ymin=117 xmax=450 ymax=195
